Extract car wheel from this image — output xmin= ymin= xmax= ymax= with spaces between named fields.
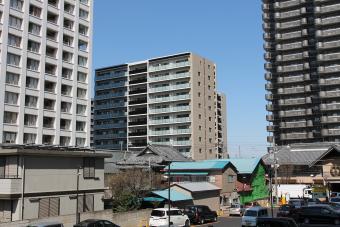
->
xmin=184 ymin=219 xmax=190 ymax=227
xmin=335 ymin=219 xmax=340 ymax=225
xmin=213 ymin=216 xmax=218 ymax=222
xmin=304 ymin=218 xmax=310 ymax=224
xmin=199 ymin=217 xmax=205 ymax=224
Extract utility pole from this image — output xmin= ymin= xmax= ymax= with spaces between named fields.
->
xmin=168 ymin=163 xmax=171 ymax=227
xmin=76 ymin=167 xmax=81 ymax=224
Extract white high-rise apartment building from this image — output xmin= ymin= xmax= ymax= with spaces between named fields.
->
xmin=0 ymin=0 xmax=92 ymax=146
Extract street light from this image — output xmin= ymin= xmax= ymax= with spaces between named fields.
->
xmin=76 ymin=167 xmax=82 ymax=224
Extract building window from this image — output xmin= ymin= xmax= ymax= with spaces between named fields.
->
xmin=199 ymin=148 xmax=202 ymax=153
xmin=8 ymin=34 xmax=21 ymax=47
xmin=198 ymin=92 xmax=201 ymax=97
xmin=63 ymin=18 xmax=73 ymax=30
xmin=9 ymin=15 xmax=22 ymax=29
xmin=78 ymin=194 xmax=94 ymax=213
xmin=45 ymin=63 xmax=56 ymax=75
xmin=10 ymin=0 xmax=24 ymax=11
xmin=46 ymin=28 xmax=58 ymax=41
xmin=42 ymin=135 xmax=54 ymax=145
xmin=27 ymin=40 xmax=40 ymax=53
xmin=29 ymin=4 xmax=42 ymax=18
xmin=27 ymin=58 xmax=40 ymax=71
xmin=48 ymin=0 xmax=58 ymax=7
xmin=208 ymin=85 xmax=211 ymax=90
xmin=28 ymin=22 xmax=41 ymax=35
xmin=38 ymin=197 xmax=60 ymax=218
xmin=61 ymin=102 xmax=72 ymax=113
xmin=77 ymin=72 xmax=87 ymax=82
xmin=198 ymin=103 xmax=201 ymax=108
xmin=80 ymin=0 xmax=89 ymax=5
xmin=26 ymin=77 xmax=39 ymax=89
xmin=62 ymin=51 xmax=73 ymax=62
xmin=43 ymin=117 xmax=55 ymax=128
xmin=83 ymin=158 xmax=95 ymax=178
xmin=198 ymin=81 xmax=201 ymax=86
xmin=76 ymin=104 xmax=86 ymax=115
xmin=228 ymin=175 xmax=236 ymax=183
xmin=199 ymin=137 xmax=202 ymax=142
xmin=0 ymin=156 xmax=19 ymax=178
xmin=24 ymin=114 xmax=37 ymax=126
xmin=208 ymin=106 xmax=211 ymax=110
xmin=199 ymin=125 xmax=201 ymax=131
xmin=25 ymin=95 xmax=38 ymax=108
xmin=24 ymin=133 xmax=36 ymax=144
xmin=5 ymin=72 xmax=20 ymax=85
xmin=209 ymin=138 xmax=212 ymax=143
xmin=76 ymin=121 xmax=86 ymax=131
xmin=3 ymin=112 xmax=17 ymax=124
xmin=64 ymin=2 xmax=74 ymax=14
xmin=3 ymin=132 xmax=17 ymax=144
xmin=79 ymin=24 xmax=88 ymax=36
xmin=79 ymin=9 xmax=89 ymax=20
xmin=76 ymin=138 xmax=85 ymax=147
xmin=5 ymin=92 xmax=18 ymax=105
xmin=198 ymin=114 xmax=201 ymax=119
xmin=77 ymin=88 xmax=87 ymax=99
xmin=62 ymin=67 xmax=73 ymax=79
xmin=208 ymin=95 xmax=211 ymax=100
xmin=78 ymin=56 xmax=87 ymax=67
xmin=209 ymin=127 xmax=212 ymax=132
xmin=198 ymin=72 xmax=200 ymax=76
xmin=60 ymin=136 xmax=70 ymax=146
xmin=208 ymin=75 xmax=211 ymax=80
xmin=63 ymin=34 xmax=73 ymax=46
xmin=78 ymin=40 xmax=88 ymax=52
xmin=7 ymin=53 xmax=20 ymax=66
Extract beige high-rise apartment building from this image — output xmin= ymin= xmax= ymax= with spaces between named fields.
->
xmin=0 ymin=0 xmax=93 ymax=147
xmin=94 ymin=52 xmax=228 ymax=160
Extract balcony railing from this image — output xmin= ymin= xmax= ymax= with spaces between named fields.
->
xmin=316 ymin=16 xmax=340 ymax=26
xmin=94 ymin=123 xmax=126 ymax=129
xmin=0 ymin=178 xmax=22 ymax=194
xmin=279 ymin=109 xmax=312 ymax=117
xmin=149 ymin=72 xmax=190 ymax=82
xmin=316 ymin=28 xmax=340 ymax=38
xmin=319 ymin=78 xmax=340 ymax=86
xmin=174 ymin=141 xmax=191 ymax=146
xmin=129 ymin=108 xmax=147 ymax=115
xmin=96 ymin=81 xmax=127 ymax=90
xmin=277 ymin=52 xmax=308 ymax=62
xmin=149 ymin=117 xmax=191 ymax=125
xmin=315 ymin=3 xmax=340 ymax=14
xmin=278 ymin=97 xmax=310 ymax=106
xmin=281 ymin=132 xmax=312 ymax=140
xmin=317 ymin=41 xmax=340 ymax=50
xmin=149 ymin=61 xmax=190 ymax=72
xmin=95 ymin=102 xmax=126 ymax=110
xmin=320 ymin=103 xmax=340 ymax=111
xmin=275 ymin=7 xmax=306 ymax=19
xmin=321 ymin=116 xmax=340 ymax=123
xmin=129 ymin=120 xmax=147 ymax=126
xmin=149 ymin=83 xmax=190 ymax=93
xmin=318 ymin=65 xmax=340 ymax=74
xmin=129 ymin=99 xmax=147 ymax=105
xmin=320 ymin=90 xmax=340 ymax=98
xmin=149 ymin=130 xmax=171 ymax=136
xmin=95 ymin=92 xmax=127 ymax=100
xmin=149 ymin=105 xmax=190 ymax=114
xmin=130 ymin=89 xmax=147 ymax=95
xmin=277 ymin=63 xmax=309 ymax=73
xmin=149 ymin=94 xmax=190 ymax=103
xmin=277 ymin=40 xmax=308 ymax=51
xmin=277 ymin=74 xmax=309 ymax=84
xmin=96 ymin=72 xmax=128 ymax=81
xmin=94 ymin=112 xmax=126 ymax=120
xmin=280 ymin=121 xmax=308 ymax=128
xmin=276 ymin=30 xmax=307 ymax=40
xmin=150 ymin=141 xmax=172 ymax=146
xmin=322 ymin=129 xmax=340 ymax=136
xmin=129 ymin=78 xmax=147 ymax=84
xmin=129 ymin=68 xmax=147 ymax=75
xmin=94 ymin=133 xmax=127 ymax=139
xmin=318 ymin=53 xmax=340 ymax=62
xmin=276 ymin=18 xmax=307 ymax=30
xmin=278 ymin=86 xmax=309 ymax=94
xmin=274 ymin=0 xmax=305 ymax=9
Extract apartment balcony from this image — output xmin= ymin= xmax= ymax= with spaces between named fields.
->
xmin=95 ymin=102 xmax=126 ymax=110
xmin=275 ymin=18 xmax=307 ymax=30
xmin=149 ymin=117 xmax=191 ymax=125
xmin=267 ymin=125 xmax=275 ymax=132
xmin=96 ymin=72 xmax=128 ymax=81
xmin=266 ymin=114 xmax=274 ymax=121
xmin=277 ymin=63 xmax=309 ymax=73
xmin=277 ymin=85 xmax=310 ymax=95
xmin=317 ymin=41 xmax=340 ymax=50
xmin=94 ymin=123 xmax=126 ymax=130
xmin=129 ymin=120 xmax=147 ymax=126
xmin=173 ymin=128 xmax=191 ymax=134
xmin=149 ymin=83 xmax=190 ymax=93
xmin=276 ymin=29 xmax=308 ymax=40
xmin=149 ymin=130 xmax=171 ymax=136
xmin=318 ymin=65 xmax=340 ymax=74
xmin=320 ymin=103 xmax=340 ymax=111
xmin=266 ymin=104 xmax=274 ymax=111
xmin=265 ymin=83 xmax=274 ymax=90
xmin=149 ymin=94 xmax=190 ymax=103
xmin=150 ymin=141 xmax=172 ymax=146
xmin=94 ymin=112 xmax=126 ymax=120
xmin=277 ymin=74 xmax=310 ymax=84
xmin=264 ymin=53 xmax=273 ymax=61
xmin=95 ymin=92 xmax=127 ymax=100
xmin=94 ymin=133 xmax=127 ymax=139
xmin=174 ymin=141 xmax=191 ymax=146
xmin=129 ymin=142 xmax=147 ymax=147
xmin=129 ymin=108 xmax=147 ymax=115
xmin=265 ymin=93 xmax=274 ymax=101
xmin=262 ymin=12 xmax=270 ymax=20
xmin=96 ymin=81 xmax=127 ymax=90
xmin=264 ymin=63 xmax=273 ymax=70
xmin=263 ymin=22 xmax=272 ymax=31
xmin=149 ymin=72 xmax=191 ymax=82
xmin=149 ymin=61 xmax=190 ymax=72
xmin=278 ymin=97 xmax=311 ymax=106
xmin=321 ymin=116 xmax=340 ymax=123
xmin=320 ymin=90 xmax=340 ymax=98
xmin=276 ymin=40 xmax=308 ymax=51
xmin=279 ymin=109 xmax=312 ymax=117
xmin=129 ymin=88 xmax=147 ymax=95
xmin=265 ymin=73 xmax=272 ymax=81
xmin=274 ymin=0 xmax=306 ymax=9
xmin=280 ymin=132 xmax=313 ymax=140
xmin=280 ymin=120 xmax=313 ymax=128
xmin=267 ymin=136 xmax=274 ymax=143
xmin=319 ymin=78 xmax=340 ymax=86
xmin=264 ymin=42 xmax=274 ymax=51
xmin=129 ymin=131 xmax=147 ymax=137
xmin=274 ymin=7 xmax=306 ymax=19
xmin=0 ymin=178 xmax=22 ymax=194
xmin=263 ymin=32 xmax=274 ymax=41
xmin=262 ymin=3 xmax=270 ymax=11
xmin=149 ymin=105 xmax=190 ymax=114
xmin=129 ymin=67 xmax=147 ymax=75
xmin=315 ymin=16 xmax=340 ymax=26
xmin=321 ymin=129 xmax=340 ymax=136
xmin=277 ymin=52 xmax=308 ymax=62
xmin=318 ymin=53 xmax=340 ymax=62
xmin=315 ymin=4 xmax=340 ymax=14
xmin=129 ymin=78 xmax=147 ymax=85
xmin=316 ymin=28 xmax=340 ymax=38
xmin=129 ymin=98 xmax=147 ymax=105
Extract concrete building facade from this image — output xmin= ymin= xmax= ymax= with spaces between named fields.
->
xmin=94 ymin=53 xmax=227 ymax=160
xmin=0 ymin=0 xmax=93 ymax=147
xmin=263 ymin=0 xmax=340 ymax=145
xmin=0 ymin=145 xmax=111 ymax=223
xmin=216 ymin=92 xmax=227 ymax=158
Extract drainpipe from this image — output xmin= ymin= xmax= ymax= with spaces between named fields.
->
xmin=21 ymin=155 xmax=25 ymax=220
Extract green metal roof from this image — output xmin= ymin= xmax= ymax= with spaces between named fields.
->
xmin=166 ymin=161 xmax=230 ymax=170
xmin=168 ymin=172 xmax=209 ymax=175
xmin=151 ymin=189 xmax=192 ymax=201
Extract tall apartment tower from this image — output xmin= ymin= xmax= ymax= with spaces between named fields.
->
xmin=94 ymin=52 xmax=224 ymax=160
xmin=264 ymin=0 xmax=340 ymax=145
xmin=0 ymin=0 xmax=93 ymax=146
xmin=216 ymin=92 xmax=228 ymax=158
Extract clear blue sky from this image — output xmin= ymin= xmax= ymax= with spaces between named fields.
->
xmin=93 ymin=1 xmax=268 ymax=158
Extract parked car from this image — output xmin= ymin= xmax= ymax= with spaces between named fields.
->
xmin=241 ymin=206 xmax=268 ymax=227
xmin=149 ymin=208 xmax=190 ymax=227
xmin=183 ymin=205 xmax=217 ymax=224
xmin=229 ymin=203 xmax=245 ymax=216
xmin=277 ymin=204 xmax=295 ymax=217
xmin=295 ymin=204 xmax=340 ymax=225
xmin=330 ymin=192 xmax=340 ymax=198
xmin=256 ymin=217 xmax=298 ymax=227
xmin=330 ymin=197 xmax=340 ymax=204
xmin=288 ymin=198 xmax=306 ymax=208
xmin=27 ymin=222 xmax=64 ymax=227
xmin=73 ymin=219 xmax=120 ymax=227
xmin=306 ymin=198 xmax=320 ymax=205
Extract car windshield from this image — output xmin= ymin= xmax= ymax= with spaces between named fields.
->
xmin=244 ymin=210 xmax=258 ymax=217
xmin=151 ymin=210 xmax=165 ymax=217
xmin=331 ymin=198 xmax=340 ymax=202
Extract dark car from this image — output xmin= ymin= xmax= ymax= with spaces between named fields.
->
xmin=257 ymin=217 xmax=298 ymax=227
xmin=73 ymin=219 xmax=120 ymax=227
xmin=277 ymin=204 xmax=295 ymax=217
xmin=184 ymin=205 xmax=217 ymax=224
xmin=295 ymin=204 xmax=340 ymax=225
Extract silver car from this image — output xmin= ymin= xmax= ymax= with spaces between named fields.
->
xmin=230 ymin=203 xmax=245 ymax=216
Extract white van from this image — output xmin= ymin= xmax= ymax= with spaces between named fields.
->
xmin=241 ymin=206 xmax=268 ymax=227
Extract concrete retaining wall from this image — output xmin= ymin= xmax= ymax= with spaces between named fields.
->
xmin=0 ymin=209 xmax=152 ymax=227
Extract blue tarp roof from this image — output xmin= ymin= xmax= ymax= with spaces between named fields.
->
xmin=166 ymin=161 xmax=230 ymax=170
xmin=151 ymin=189 xmax=192 ymax=201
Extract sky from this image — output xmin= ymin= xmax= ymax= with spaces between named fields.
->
xmin=93 ymin=0 xmax=268 ymax=158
